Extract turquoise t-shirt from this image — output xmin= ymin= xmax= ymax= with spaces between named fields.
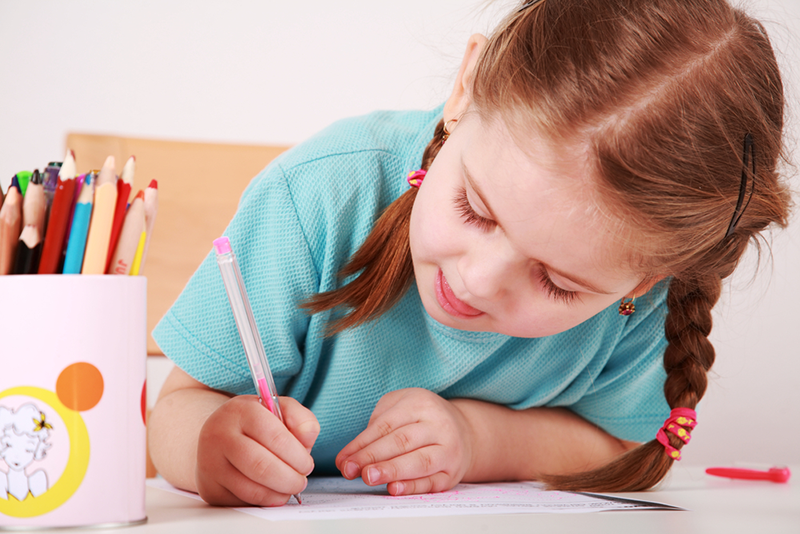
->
xmin=153 ymin=107 xmax=671 ymax=474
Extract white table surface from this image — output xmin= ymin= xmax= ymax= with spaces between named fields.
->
xmin=17 ymin=465 xmax=800 ymax=534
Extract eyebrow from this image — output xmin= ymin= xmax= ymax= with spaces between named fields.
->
xmin=463 ymin=161 xmax=615 ymax=296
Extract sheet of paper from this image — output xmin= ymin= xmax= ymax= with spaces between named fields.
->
xmin=148 ymin=477 xmax=681 ymax=521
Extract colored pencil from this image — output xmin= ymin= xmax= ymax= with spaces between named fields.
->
xmin=107 ymin=190 xmax=145 ymax=275
xmin=15 ymin=171 xmax=32 ymax=197
xmin=106 ymin=155 xmax=135 ymax=272
xmin=64 ymin=172 xmax=88 ymax=254
xmin=0 ymin=182 xmax=4 ymax=211
xmin=0 ymin=178 xmax=23 ymax=275
xmin=14 ymin=225 xmax=42 ymax=274
xmin=63 ymin=173 xmax=94 ymax=274
xmin=81 ymin=156 xmax=117 ymax=274
xmin=42 ymin=161 xmax=62 ymax=225
xmin=14 ymin=170 xmax=46 ymax=274
xmin=140 ymin=179 xmax=158 ymax=273
xmin=129 ymin=230 xmax=147 ymax=276
xmin=39 ymin=150 xmax=77 ymax=274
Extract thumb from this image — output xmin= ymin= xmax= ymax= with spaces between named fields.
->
xmin=280 ymin=396 xmax=320 ymax=454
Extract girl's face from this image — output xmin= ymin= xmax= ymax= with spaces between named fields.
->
xmin=409 ymin=113 xmax=647 ymax=338
xmin=1 ymin=431 xmax=38 ymax=470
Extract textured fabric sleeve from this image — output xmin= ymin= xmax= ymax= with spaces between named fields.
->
xmin=152 ymin=162 xmax=317 ymax=396
xmin=568 ymin=281 xmax=672 ymax=443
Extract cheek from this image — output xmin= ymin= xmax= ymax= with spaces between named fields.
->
xmin=410 ymin=185 xmax=454 ymax=258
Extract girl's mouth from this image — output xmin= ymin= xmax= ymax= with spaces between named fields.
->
xmin=435 ymin=269 xmax=484 ymax=319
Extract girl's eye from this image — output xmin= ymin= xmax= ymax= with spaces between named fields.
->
xmin=454 ymin=188 xmax=495 ymax=231
xmin=537 ymin=270 xmax=579 ymax=304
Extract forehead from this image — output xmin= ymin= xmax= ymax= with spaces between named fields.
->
xmin=461 ymin=114 xmax=641 ymax=285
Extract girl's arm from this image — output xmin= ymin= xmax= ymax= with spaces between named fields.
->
xmin=452 ymin=398 xmax=638 ymax=483
xmin=148 ymin=366 xmax=319 ymax=506
xmin=336 ymin=388 xmax=637 ymax=495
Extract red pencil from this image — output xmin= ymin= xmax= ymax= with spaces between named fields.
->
xmin=38 ymin=150 xmax=77 ymax=274
xmin=105 ymin=155 xmax=135 ymax=273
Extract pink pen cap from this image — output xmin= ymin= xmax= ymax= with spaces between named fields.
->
xmin=706 ymin=466 xmax=791 ymax=483
xmin=213 ymin=236 xmax=232 ymax=255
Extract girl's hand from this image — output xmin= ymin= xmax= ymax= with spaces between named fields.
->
xmin=335 ymin=388 xmax=474 ymax=496
xmin=195 ymin=395 xmax=319 ymax=507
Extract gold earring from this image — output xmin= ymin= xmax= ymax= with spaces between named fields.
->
xmin=442 ymin=119 xmax=458 ymax=143
xmin=618 ymin=295 xmax=636 ymax=316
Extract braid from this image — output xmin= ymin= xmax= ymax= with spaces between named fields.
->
xmin=301 ymin=119 xmax=446 ymax=333
xmin=540 ymin=271 xmax=722 ymax=492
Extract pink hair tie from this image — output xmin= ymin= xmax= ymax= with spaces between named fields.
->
xmin=655 ymin=407 xmax=697 ymax=461
xmin=407 ymin=169 xmax=426 ymax=188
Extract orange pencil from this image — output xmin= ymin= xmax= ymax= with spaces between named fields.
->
xmin=38 ymin=150 xmax=77 ymax=273
xmin=15 ymin=170 xmax=46 ymax=274
xmin=82 ymin=156 xmax=117 ymax=274
xmin=0 ymin=178 xmax=23 ymax=275
xmin=105 ymin=155 xmax=135 ymax=272
xmin=107 ymin=190 xmax=145 ymax=275
xmin=139 ymin=179 xmax=158 ymax=273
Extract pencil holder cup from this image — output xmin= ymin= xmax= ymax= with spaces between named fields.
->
xmin=0 ymin=275 xmax=147 ymax=529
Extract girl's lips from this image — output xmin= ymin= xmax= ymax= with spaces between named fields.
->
xmin=435 ymin=269 xmax=484 ymax=319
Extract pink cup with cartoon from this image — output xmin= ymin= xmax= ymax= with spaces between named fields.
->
xmin=0 ymin=276 xmax=147 ymax=529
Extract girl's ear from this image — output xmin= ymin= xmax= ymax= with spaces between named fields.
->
xmin=444 ymin=34 xmax=488 ymax=121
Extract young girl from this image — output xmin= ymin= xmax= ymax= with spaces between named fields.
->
xmin=149 ymin=0 xmax=791 ymax=506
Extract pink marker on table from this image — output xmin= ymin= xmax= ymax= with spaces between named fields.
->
xmin=706 ymin=466 xmax=791 ymax=483
xmin=213 ymin=236 xmax=301 ymax=504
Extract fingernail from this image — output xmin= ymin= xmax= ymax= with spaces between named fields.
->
xmin=393 ymin=481 xmax=405 ymax=495
xmin=344 ymin=461 xmax=359 ymax=479
xmin=306 ymin=463 xmax=315 ymax=476
xmin=367 ymin=467 xmax=381 ymax=485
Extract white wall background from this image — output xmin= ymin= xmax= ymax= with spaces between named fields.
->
xmin=2 ymin=0 xmax=798 ymax=469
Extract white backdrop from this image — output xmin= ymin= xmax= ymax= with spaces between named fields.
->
xmin=1 ymin=0 xmax=798 ymax=468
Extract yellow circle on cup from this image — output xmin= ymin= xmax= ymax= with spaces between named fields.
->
xmin=0 ymin=386 xmax=90 ymax=518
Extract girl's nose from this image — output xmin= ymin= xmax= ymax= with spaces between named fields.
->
xmin=457 ymin=237 xmax=521 ymax=301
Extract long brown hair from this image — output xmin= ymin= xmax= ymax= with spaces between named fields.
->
xmin=304 ymin=0 xmax=791 ymax=491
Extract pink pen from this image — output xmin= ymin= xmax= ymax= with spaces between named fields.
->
xmin=706 ymin=466 xmax=791 ymax=483
xmin=213 ymin=236 xmax=302 ymax=504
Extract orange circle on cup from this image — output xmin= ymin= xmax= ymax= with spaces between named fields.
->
xmin=56 ymin=362 xmax=104 ymax=411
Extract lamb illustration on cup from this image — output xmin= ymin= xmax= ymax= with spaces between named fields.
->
xmin=0 ymin=403 xmax=52 ymax=501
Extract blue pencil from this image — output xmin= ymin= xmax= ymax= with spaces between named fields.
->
xmin=62 ymin=172 xmax=94 ymax=274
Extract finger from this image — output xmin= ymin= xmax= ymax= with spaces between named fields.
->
xmin=336 ymin=408 xmax=419 ymax=472
xmin=225 ymin=433 xmax=309 ymax=496
xmin=239 ymin=396 xmax=314 ymax=476
xmin=387 ymin=471 xmax=455 ymax=497
xmin=360 ymin=445 xmax=447 ymax=487
xmin=280 ymin=396 xmax=320 ymax=453
xmin=341 ymin=422 xmax=434 ymax=481
xmin=201 ymin=456 xmax=295 ymax=507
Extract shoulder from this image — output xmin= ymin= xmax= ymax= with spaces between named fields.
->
xmin=278 ymin=108 xmax=441 ymax=174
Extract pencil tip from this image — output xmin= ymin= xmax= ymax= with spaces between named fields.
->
xmin=11 ymin=175 xmax=19 ymax=189
xmin=31 ymin=169 xmax=41 ymax=184
xmin=135 ymin=190 xmax=145 ymax=200
xmin=148 ymin=179 xmax=158 ymax=189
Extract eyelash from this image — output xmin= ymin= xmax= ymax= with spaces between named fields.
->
xmin=454 ymin=187 xmax=579 ymax=305
xmin=454 ymin=188 xmax=495 ymax=232
xmin=537 ymin=271 xmax=580 ymax=304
